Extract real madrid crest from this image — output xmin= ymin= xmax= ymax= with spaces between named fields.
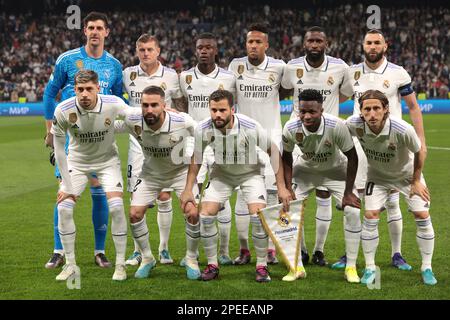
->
xmin=296 ymin=68 xmax=303 ymax=84
xmin=295 ymin=132 xmax=304 ymax=144
xmin=186 ymin=75 xmax=193 ymax=90
xmin=388 ymin=142 xmax=397 ymax=151
xmin=278 ymin=211 xmax=291 ymax=228
xmin=354 ymin=71 xmax=360 ymax=86
xmin=169 ymin=135 xmax=182 ymax=146
xmin=356 ymin=128 xmax=364 ymax=138
xmin=268 ymin=73 xmax=275 ymax=83
xmin=218 ymin=84 xmax=224 ymax=90
xmin=75 ymin=60 xmax=83 ymax=70
xmin=237 ymin=65 xmax=244 ymax=80
xmin=327 ymin=76 xmax=334 ymax=86
xmin=134 ymin=125 xmax=142 ymax=138
xmin=160 ymin=82 xmax=167 ymax=91
xmin=324 ymin=139 xmax=332 ymax=148
xmin=130 ymin=71 xmax=137 ymax=87
xmin=383 ymin=80 xmax=390 ymax=89
xmin=104 ymin=118 xmax=111 ymax=127
xmin=69 ymin=113 xmax=78 ymax=124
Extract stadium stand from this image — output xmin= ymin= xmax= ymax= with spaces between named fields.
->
xmin=0 ymin=1 xmax=448 ymax=102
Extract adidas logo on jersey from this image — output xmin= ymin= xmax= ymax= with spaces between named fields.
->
xmin=354 ymin=81 xmax=360 ymax=86
xmin=130 ymin=82 xmax=136 ymax=87
xmin=258 ymin=195 xmax=265 ymax=201
xmin=72 ymin=124 xmax=79 ymax=129
xmin=297 ymin=79 xmax=303 ymax=84
xmin=116 ymin=182 xmax=122 ymax=188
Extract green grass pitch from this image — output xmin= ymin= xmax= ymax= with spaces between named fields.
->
xmin=0 ymin=114 xmax=449 ymax=300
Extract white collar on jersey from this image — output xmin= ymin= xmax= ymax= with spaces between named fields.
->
xmin=363 ymin=57 xmax=388 ymax=74
xmin=142 ymin=111 xmax=171 ymax=134
xmin=138 ymin=62 xmax=164 ymax=78
xmin=75 ymin=95 xmax=102 ymax=114
xmin=246 ymin=55 xmax=269 ymax=71
xmin=194 ymin=64 xmax=220 ymax=78
xmin=304 ymin=55 xmax=328 ymax=72
xmin=302 ymin=115 xmax=325 ymax=136
xmin=364 ymin=117 xmax=391 ymax=136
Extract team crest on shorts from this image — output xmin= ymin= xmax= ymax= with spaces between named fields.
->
xmin=237 ymin=65 xmax=244 ymax=80
xmin=388 ymin=142 xmax=397 ymax=151
xmin=278 ymin=211 xmax=291 ymax=227
xmin=104 ymin=118 xmax=111 ymax=127
xmin=186 ymin=75 xmax=193 ymax=90
xmin=160 ymin=82 xmax=167 ymax=91
xmin=75 ymin=60 xmax=83 ymax=70
xmin=69 ymin=113 xmax=78 ymax=124
xmin=327 ymin=76 xmax=334 ymax=86
xmin=383 ymin=80 xmax=390 ymax=89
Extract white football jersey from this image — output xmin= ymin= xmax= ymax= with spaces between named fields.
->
xmin=341 ymin=58 xmax=413 ymax=118
xmin=124 ymin=109 xmax=196 ymax=181
xmin=123 ymin=63 xmax=182 ymax=108
xmin=282 ymin=55 xmax=349 ymax=117
xmin=195 ymin=113 xmax=269 ymax=180
xmin=51 ymin=94 xmax=128 ymax=169
xmin=179 ymin=64 xmax=236 ymax=121
xmin=283 ymin=114 xmax=354 ymax=177
xmin=345 ymin=115 xmax=421 ymax=183
xmin=228 ymin=55 xmax=285 ymax=132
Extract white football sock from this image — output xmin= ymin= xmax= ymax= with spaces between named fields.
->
xmin=200 ymin=214 xmax=218 ymax=266
xmin=57 ymin=199 xmax=76 ymax=265
xmin=185 ymin=220 xmax=200 ymax=260
xmin=361 ymin=217 xmax=379 ymax=271
xmin=344 ymin=205 xmax=362 ymax=267
xmin=235 ymin=190 xmax=250 ymax=250
xmin=314 ymin=196 xmax=332 ymax=253
xmin=217 ymin=200 xmax=231 ymax=256
xmin=156 ymin=198 xmax=173 ymax=252
xmin=130 ymin=216 xmax=154 ymax=264
xmin=250 ymin=214 xmax=268 ymax=267
xmin=416 ymin=217 xmax=435 ymax=271
xmin=386 ymin=193 xmax=403 ymax=256
xmin=108 ymin=198 xmax=127 ymax=265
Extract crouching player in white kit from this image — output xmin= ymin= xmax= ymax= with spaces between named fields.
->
xmin=51 ymin=70 xmax=129 ymax=281
xmin=281 ymin=89 xmax=361 ymax=283
xmin=346 ymin=90 xmax=436 ymax=285
xmin=181 ymin=90 xmax=293 ymax=282
xmin=120 ymin=86 xmax=201 ymax=280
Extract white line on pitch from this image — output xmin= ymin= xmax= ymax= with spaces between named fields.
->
xmin=428 ymin=146 xmax=450 ymax=151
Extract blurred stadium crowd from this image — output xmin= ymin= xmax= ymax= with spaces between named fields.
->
xmin=0 ymin=1 xmax=449 ymax=102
